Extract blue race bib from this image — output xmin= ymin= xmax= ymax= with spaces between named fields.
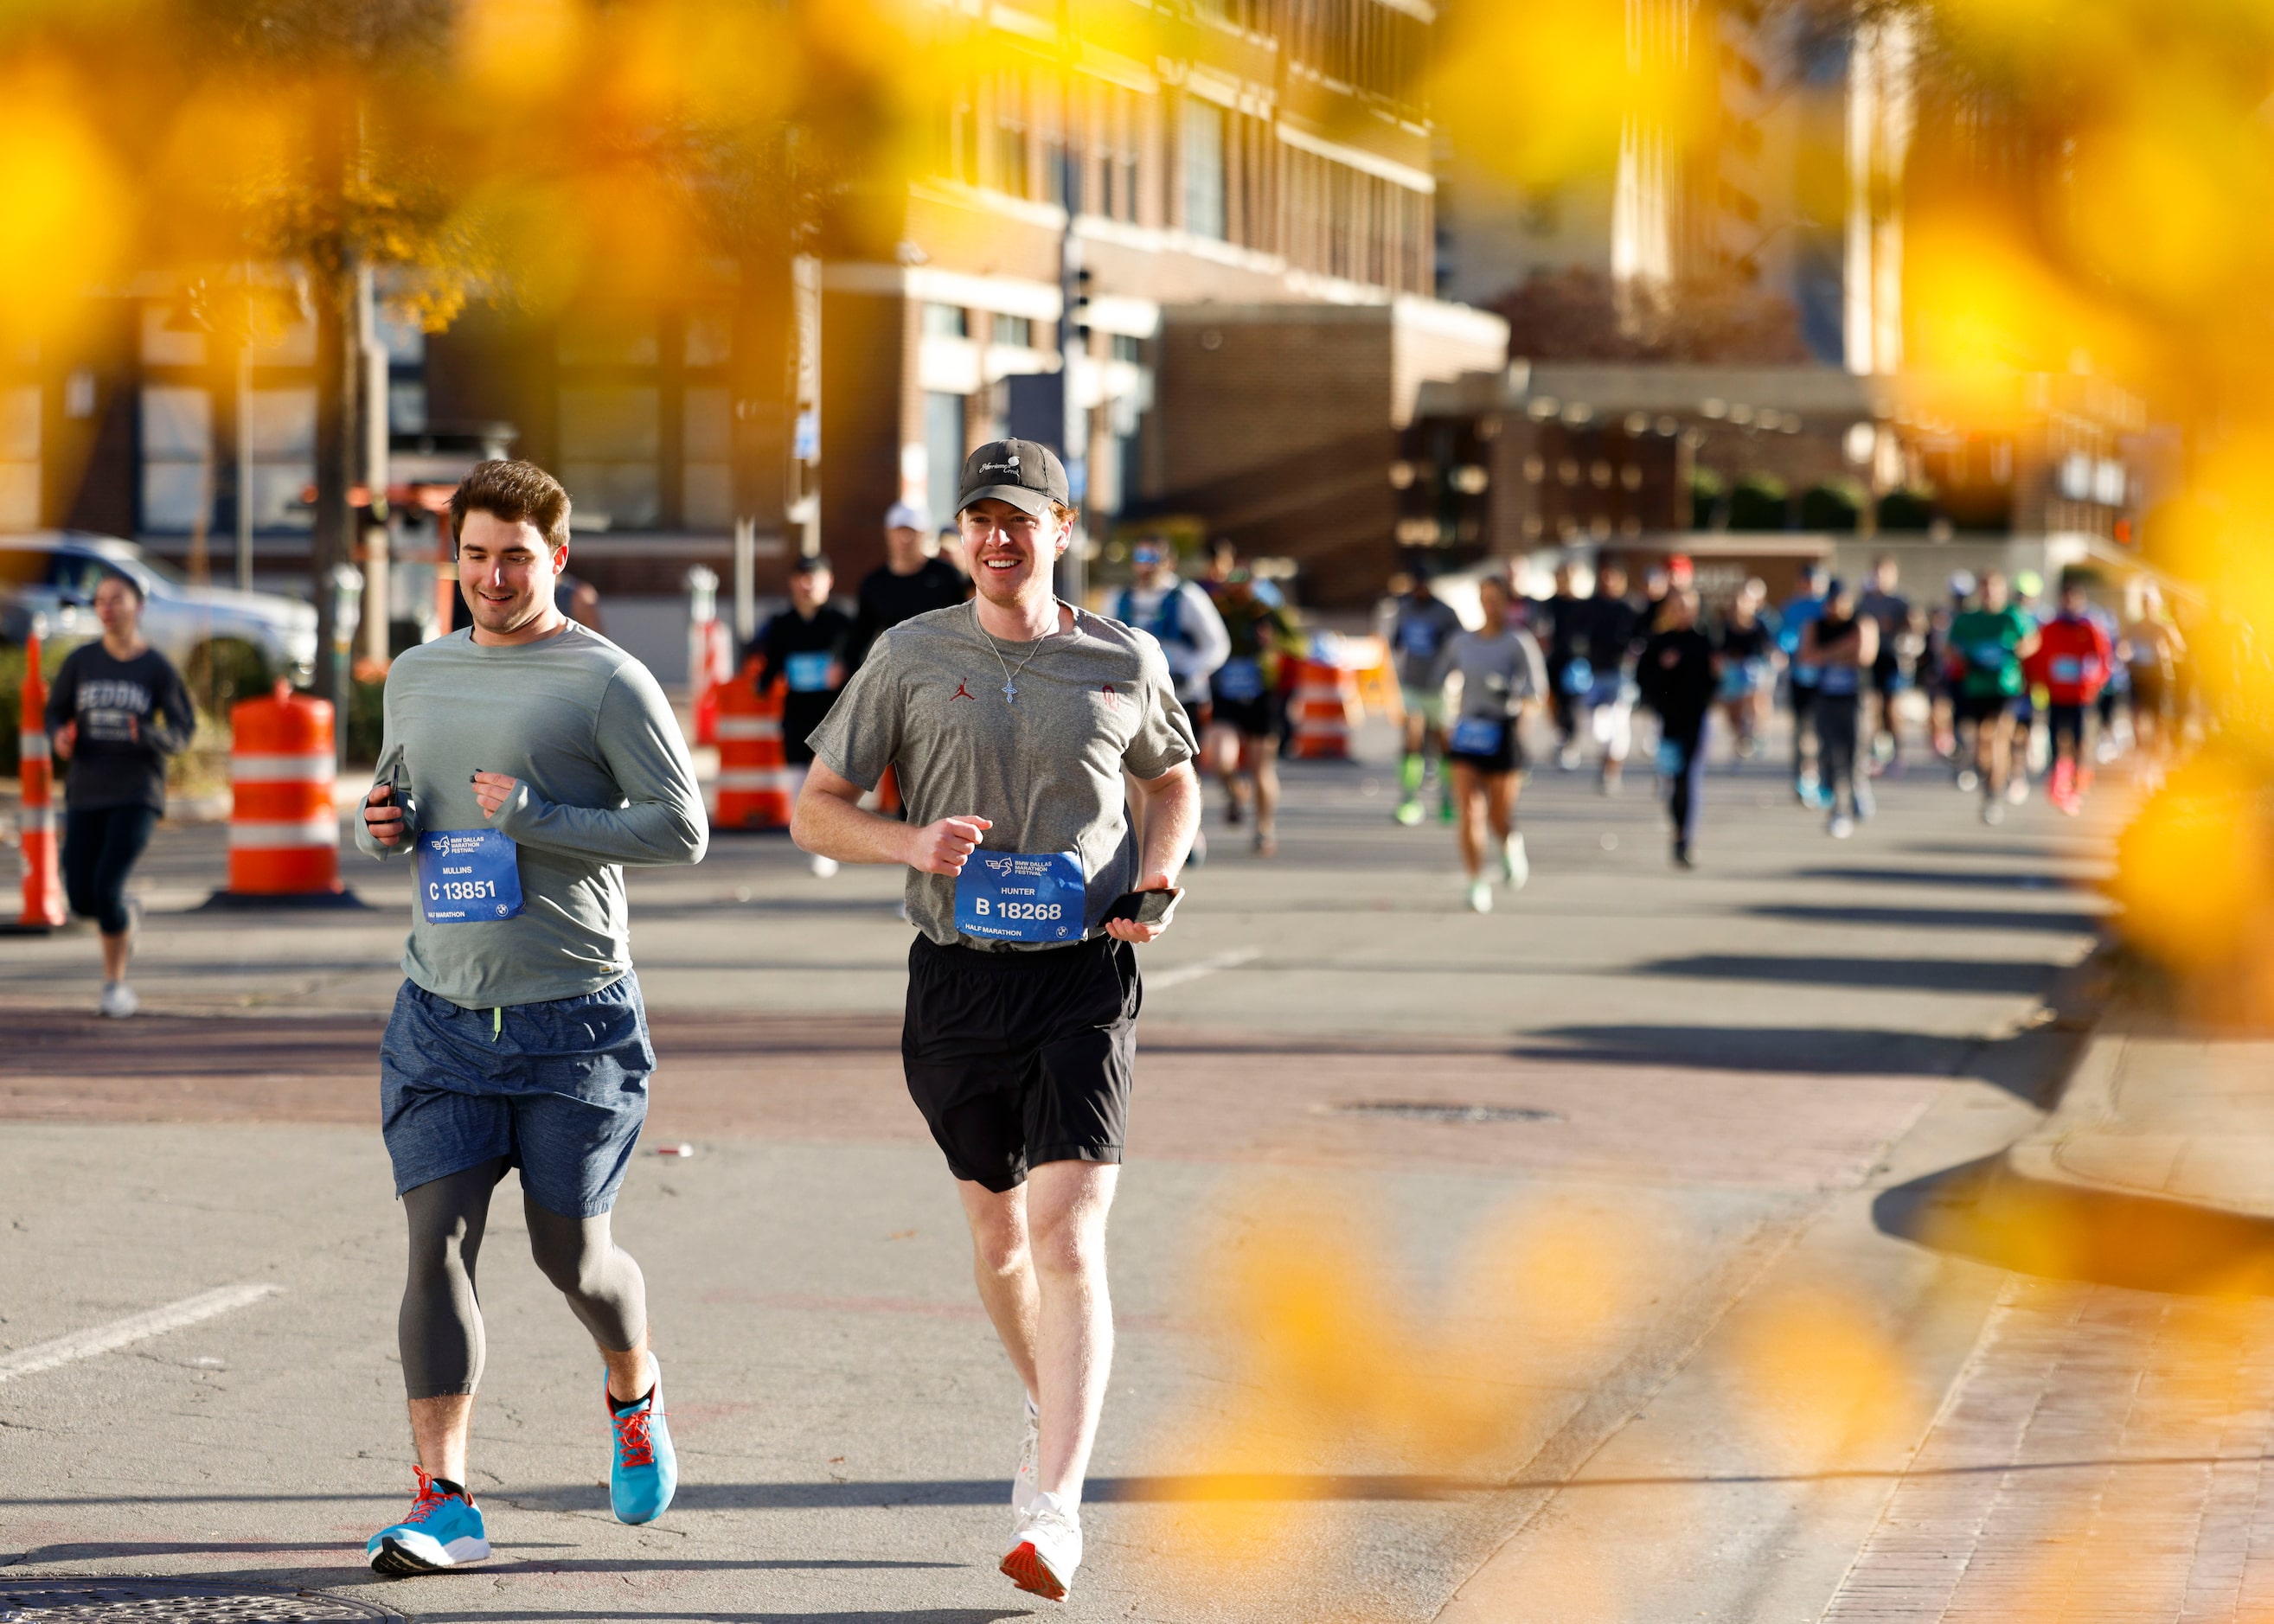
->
xmin=1656 ymin=738 xmax=1687 ymax=774
xmin=417 ymin=828 xmax=524 ymax=924
xmin=1559 ymin=657 xmax=1594 ymax=696
xmin=1449 ymin=716 xmax=1505 ymax=756
xmin=1820 ymin=665 xmax=1861 ymax=696
xmin=1214 ymin=656 xmax=1265 ymax=702
xmin=955 ymin=851 xmax=1085 ymax=943
xmin=2050 ymin=655 xmax=2084 ymax=684
xmin=785 ymin=651 xmax=835 ymax=693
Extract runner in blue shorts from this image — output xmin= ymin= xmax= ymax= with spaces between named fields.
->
xmin=355 ymin=459 xmax=708 ymax=1574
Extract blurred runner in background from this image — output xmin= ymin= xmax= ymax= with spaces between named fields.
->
xmin=1778 ymin=562 xmax=1830 ymax=808
xmin=756 ymin=553 xmax=857 ymax=875
xmin=1443 ymin=574 xmax=1547 ymax=913
xmin=1858 ymin=555 xmax=1915 ymax=774
xmin=1713 ymin=577 xmax=1775 ymax=759
xmin=1801 ymin=578 xmax=1880 ymax=840
xmin=1206 ymin=569 xmax=1299 ymax=855
xmin=1111 ymin=542 xmax=1228 ymax=863
xmin=2024 ymin=570 xmax=2115 ymax=815
xmin=2120 ymin=579 xmax=2185 ymax=775
xmin=1639 ymin=586 xmax=1719 ymax=868
xmin=1946 ymin=569 xmax=2040 ymax=825
xmin=852 ymin=502 xmax=970 ymax=668
xmin=46 ymin=570 xmax=195 ymax=1017
xmin=1583 ymin=564 xmax=1642 ymax=796
xmin=1383 ymin=566 xmax=1464 ymax=827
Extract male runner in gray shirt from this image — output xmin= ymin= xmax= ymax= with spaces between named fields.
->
xmin=795 ymin=439 xmax=1200 ymax=1602
xmin=356 ymin=459 xmax=706 ymax=1576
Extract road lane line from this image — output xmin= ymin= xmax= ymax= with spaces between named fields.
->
xmin=1147 ymin=947 xmax=1262 ymax=990
xmin=0 ymin=1282 xmax=283 ymax=1384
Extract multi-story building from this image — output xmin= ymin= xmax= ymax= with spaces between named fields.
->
xmin=4 ymin=0 xmax=1507 ymax=662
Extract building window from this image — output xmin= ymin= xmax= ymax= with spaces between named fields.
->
xmin=922 ymin=303 xmax=970 ymax=338
xmin=245 ymin=388 xmax=317 ymax=531
xmin=924 ymin=391 xmax=965 ymax=528
xmin=376 ymin=305 xmax=428 ymax=434
xmin=682 ymin=385 xmax=733 ymax=530
xmin=995 ymin=314 xmax=1034 ymax=349
xmin=0 ymin=386 xmax=38 ymax=529
xmin=139 ymin=387 xmax=211 ymax=533
xmin=558 ymin=385 xmax=661 ymax=529
xmin=996 ymin=71 xmax=1030 ymax=199
xmin=1111 ymin=333 xmax=1143 ymax=363
xmin=1182 ymin=99 xmax=1227 ymax=240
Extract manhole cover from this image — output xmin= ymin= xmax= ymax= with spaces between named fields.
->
xmin=1330 ymin=1101 xmax=1561 ymax=1124
xmin=0 ymin=1578 xmax=399 ymax=1623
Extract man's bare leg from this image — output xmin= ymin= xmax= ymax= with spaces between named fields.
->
xmin=958 ymin=1161 xmax=1119 ymax=1499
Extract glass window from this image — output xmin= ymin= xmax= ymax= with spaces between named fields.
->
xmin=389 ymin=381 xmax=430 ymax=434
xmin=682 ymin=386 xmax=733 ymax=530
xmin=924 ymin=392 xmax=965 ymax=526
xmin=558 ymin=385 xmax=661 ymax=528
xmin=557 ymin=310 xmax=660 ymax=368
xmin=995 ymin=314 xmax=1033 ymax=348
xmin=684 ymin=310 xmax=732 ymax=368
xmin=140 ymin=305 xmax=205 ymax=368
xmin=1111 ymin=333 xmax=1143 ymax=363
xmin=922 ymin=303 xmax=970 ymax=338
xmin=140 ymin=387 xmax=211 ymax=532
xmin=246 ymin=388 xmax=316 ymax=458
xmin=375 ymin=311 xmax=426 ymax=366
xmin=1183 ymin=99 xmax=1227 ymax=241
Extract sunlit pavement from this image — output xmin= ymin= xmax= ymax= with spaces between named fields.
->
xmin=1 ymin=720 xmax=2143 ymax=1622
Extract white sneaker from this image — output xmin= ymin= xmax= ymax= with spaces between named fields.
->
xmin=1002 ymin=1490 xmax=1082 ymax=1602
xmin=1982 ymin=799 xmax=2005 ymax=825
xmin=809 ymin=854 xmax=839 ymax=879
xmin=1012 ymin=1396 xmax=1040 ymax=1516
xmin=1466 ymin=879 xmax=1493 ymax=914
xmin=1957 ymin=769 xmax=1980 ymax=793
xmin=2007 ymin=777 xmax=2029 ymax=805
xmin=97 ymin=981 xmax=138 ymax=1019
xmin=1500 ymin=833 xmax=1529 ymax=891
xmin=1828 ymin=814 xmax=1855 ymax=840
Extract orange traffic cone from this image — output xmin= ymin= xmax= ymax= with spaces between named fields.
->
xmin=713 ymin=660 xmax=795 ymax=831
xmin=8 ymin=627 xmax=67 ymax=932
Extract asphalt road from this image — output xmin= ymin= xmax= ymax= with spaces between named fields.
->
xmin=0 ymin=722 xmax=2117 ymax=1622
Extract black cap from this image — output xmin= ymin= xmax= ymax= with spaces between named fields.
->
xmin=788 ymin=553 xmax=832 ymax=576
xmin=957 ymin=439 xmax=1071 ymax=519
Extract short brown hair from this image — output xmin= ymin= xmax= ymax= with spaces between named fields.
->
xmin=450 ymin=458 xmax=571 ymax=551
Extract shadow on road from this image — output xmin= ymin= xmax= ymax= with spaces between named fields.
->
xmin=1875 ymin=1153 xmax=2274 ymax=1294
xmin=1638 ymin=954 xmax=2055 ymax=994
xmin=1743 ymin=904 xmax=2103 ymax=934
xmin=1794 ymin=865 xmax=2079 ymax=891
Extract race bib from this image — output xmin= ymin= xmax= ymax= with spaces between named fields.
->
xmin=1215 ymin=656 xmax=1265 ymax=702
xmin=1820 ymin=665 xmax=1861 ymax=696
xmin=955 ymin=851 xmax=1085 ymax=943
xmin=1559 ymin=657 xmax=1594 ymax=696
xmin=1449 ymin=716 xmax=1505 ymax=756
xmin=1970 ymin=641 xmax=2011 ymax=669
xmin=785 ymin=651 xmax=835 ymax=694
xmin=2050 ymin=655 xmax=2084 ymax=684
xmin=417 ymin=828 xmax=523 ymax=924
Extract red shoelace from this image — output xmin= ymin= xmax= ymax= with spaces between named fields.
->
xmin=404 ymin=1466 xmax=455 ymax=1524
xmin=613 ymin=1403 xmax=655 ymax=1468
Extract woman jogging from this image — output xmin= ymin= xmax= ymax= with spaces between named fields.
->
xmin=1639 ymin=587 xmax=1720 ymax=868
xmin=1799 ymin=578 xmax=1879 ymax=839
xmin=45 ymin=571 xmax=196 ymax=1016
xmin=1444 ymin=574 xmax=1548 ymax=914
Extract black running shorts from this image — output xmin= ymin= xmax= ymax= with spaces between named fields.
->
xmin=902 ymin=933 xmax=1140 ymax=1192
xmin=1955 ymin=691 xmax=2016 ymax=726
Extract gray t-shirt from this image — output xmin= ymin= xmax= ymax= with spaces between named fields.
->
xmin=356 ymin=624 xmax=708 ymax=1007
xmin=1450 ymin=626 xmax=1550 ymax=721
xmin=807 ymin=601 xmax=1198 ymax=950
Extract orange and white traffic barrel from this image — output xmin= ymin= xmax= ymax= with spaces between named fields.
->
xmin=1287 ymin=657 xmax=1361 ymax=760
xmin=713 ymin=660 xmax=794 ymax=831
xmin=7 ymin=625 xmax=66 ymax=931
xmin=221 ymin=679 xmax=343 ymax=898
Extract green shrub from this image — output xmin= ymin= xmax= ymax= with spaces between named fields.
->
xmin=1877 ymin=488 xmax=1937 ymax=530
xmin=1800 ymin=480 xmax=1867 ymax=532
xmin=1690 ymin=467 xmax=1727 ymax=530
xmin=1727 ymin=474 xmax=1791 ymax=532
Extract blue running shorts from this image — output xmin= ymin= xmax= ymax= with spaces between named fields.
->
xmin=379 ymin=972 xmax=653 ymax=1218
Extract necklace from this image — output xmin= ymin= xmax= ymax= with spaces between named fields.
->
xmin=971 ymin=601 xmax=1067 ymax=703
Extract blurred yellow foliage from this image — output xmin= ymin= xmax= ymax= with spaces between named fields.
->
xmin=2111 ymin=755 xmax=2274 ymax=973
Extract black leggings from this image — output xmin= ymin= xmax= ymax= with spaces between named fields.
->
xmin=400 ymin=1159 xmax=647 ymax=1400
xmin=62 ymin=805 xmax=158 ymax=936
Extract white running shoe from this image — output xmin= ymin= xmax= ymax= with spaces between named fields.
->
xmin=1012 ymin=1396 xmax=1040 ymax=1516
xmin=1002 ymin=1490 xmax=1082 ymax=1602
xmin=1500 ymin=833 xmax=1529 ymax=891
xmin=1956 ymin=769 xmax=1980 ymax=793
xmin=810 ymin=854 xmax=840 ymax=879
xmin=98 ymin=981 xmax=138 ymax=1019
xmin=1465 ymin=879 xmax=1493 ymax=914
xmin=1828 ymin=814 xmax=1855 ymax=840
xmin=2007 ymin=777 xmax=2029 ymax=805
xmin=1982 ymin=799 xmax=2005 ymax=825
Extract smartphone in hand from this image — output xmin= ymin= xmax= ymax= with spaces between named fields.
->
xmin=1102 ymin=886 xmax=1182 ymax=928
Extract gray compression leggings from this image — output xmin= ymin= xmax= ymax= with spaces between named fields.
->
xmin=400 ymin=1158 xmax=647 ymax=1400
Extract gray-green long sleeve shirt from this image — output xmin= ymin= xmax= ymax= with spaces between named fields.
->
xmin=356 ymin=624 xmax=707 ymax=1007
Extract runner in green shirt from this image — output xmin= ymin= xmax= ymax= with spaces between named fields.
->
xmin=1944 ymin=570 xmax=2039 ymax=823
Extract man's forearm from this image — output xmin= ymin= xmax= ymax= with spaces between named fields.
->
xmin=791 ymin=790 xmax=916 ymax=866
xmin=1137 ymin=770 xmax=1200 ymax=884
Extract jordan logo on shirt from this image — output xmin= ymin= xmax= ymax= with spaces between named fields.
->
xmin=1099 ymin=683 xmax=1120 ymax=707
xmin=950 ymin=681 xmax=977 ymax=700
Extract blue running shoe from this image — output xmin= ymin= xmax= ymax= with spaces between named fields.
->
xmin=368 ymin=1468 xmax=489 ymax=1576
xmin=608 ymin=1358 xmax=677 ymax=1525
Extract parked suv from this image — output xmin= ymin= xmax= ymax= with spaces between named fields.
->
xmin=0 ymin=532 xmax=318 ymax=700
